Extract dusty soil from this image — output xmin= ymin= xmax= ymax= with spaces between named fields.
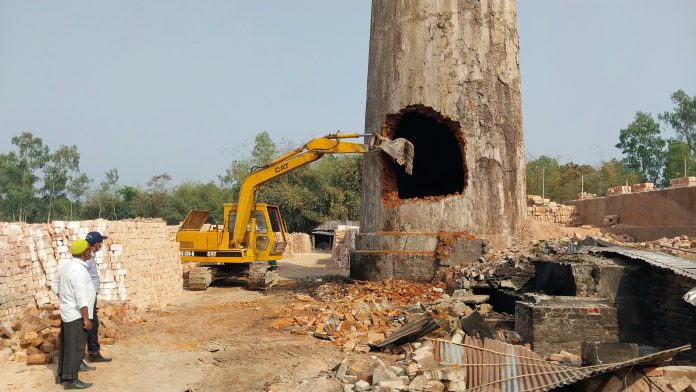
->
xmin=1 ymin=253 xmax=351 ymax=392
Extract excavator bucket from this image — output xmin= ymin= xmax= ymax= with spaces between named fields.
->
xmin=373 ymin=135 xmax=414 ymax=175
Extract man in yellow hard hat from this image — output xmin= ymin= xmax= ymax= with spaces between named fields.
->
xmin=56 ymin=239 xmax=95 ymax=390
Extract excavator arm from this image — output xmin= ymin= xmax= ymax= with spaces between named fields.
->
xmin=230 ymin=132 xmax=413 ymax=247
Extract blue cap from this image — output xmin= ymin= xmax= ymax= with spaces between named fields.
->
xmin=85 ymin=231 xmax=108 ymax=245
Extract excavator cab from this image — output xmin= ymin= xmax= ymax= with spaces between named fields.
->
xmin=177 ymin=203 xmax=288 ymax=263
xmin=226 ymin=204 xmax=287 ymax=256
xmin=176 ymin=203 xmax=287 ymax=290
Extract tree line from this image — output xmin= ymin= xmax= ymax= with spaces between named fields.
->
xmin=1 ymin=89 xmax=693 ymax=225
xmin=0 ymin=131 xmax=361 ymax=233
xmin=528 ymin=89 xmax=696 ymax=202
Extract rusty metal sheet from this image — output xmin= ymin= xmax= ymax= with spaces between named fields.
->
xmin=430 ymin=338 xmax=690 ymax=391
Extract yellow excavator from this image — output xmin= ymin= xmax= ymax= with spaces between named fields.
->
xmin=176 ymin=132 xmax=414 ymax=290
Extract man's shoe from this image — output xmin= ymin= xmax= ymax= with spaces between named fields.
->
xmin=63 ymin=379 xmax=92 ymax=390
xmin=88 ymin=353 xmax=112 ymax=362
xmin=80 ymin=361 xmax=96 ymax=371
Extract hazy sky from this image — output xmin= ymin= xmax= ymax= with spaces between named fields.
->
xmin=1 ymin=1 xmax=695 ymax=186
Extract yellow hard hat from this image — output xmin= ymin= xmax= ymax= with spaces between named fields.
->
xmin=70 ymin=239 xmax=89 ymax=255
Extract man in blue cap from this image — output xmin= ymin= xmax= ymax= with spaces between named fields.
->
xmin=84 ymin=231 xmax=112 ymax=363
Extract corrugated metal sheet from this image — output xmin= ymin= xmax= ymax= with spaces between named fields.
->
xmin=373 ymin=313 xmax=439 ymax=349
xmin=587 ymin=246 xmax=696 ymax=280
xmin=430 ymin=337 xmax=690 ymax=392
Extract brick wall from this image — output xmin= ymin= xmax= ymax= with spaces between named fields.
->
xmin=0 ymin=219 xmax=183 ymax=324
xmin=516 ymin=299 xmax=619 ymax=357
xmin=571 ymin=186 xmax=696 ymax=241
xmin=651 ymin=269 xmax=696 ymax=360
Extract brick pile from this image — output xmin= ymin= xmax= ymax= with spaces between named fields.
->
xmin=669 ymin=176 xmax=696 ymax=188
xmin=333 ymin=340 xmax=467 ymax=392
xmin=271 ymin=279 xmax=454 ymax=352
xmin=526 ymin=195 xmax=581 ymax=226
xmin=0 ymin=302 xmax=143 ymax=365
xmin=631 ymin=182 xmax=654 ymax=193
xmin=331 ymin=225 xmax=359 ymax=269
xmin=0 ymin=222 xmax=55 ymax=324
xmin=96 ymin=220 xmax=183 ymax=306
xmin=637 ymin=235 xmax=696 ymax=257
xmin=607 ymin=185 xmax=632 ymax=196
xmin=282 ymin=233 xmax=312 ymax=257
xmin=0 ymin=219 xmax=183 ymax=326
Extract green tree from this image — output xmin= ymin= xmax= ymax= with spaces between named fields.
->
xmin=0 ymin=152 xmax=23 ymax=221
xmin=219 ymin=131 xmax=279 ymax=199
xmin=117 ymin=186 xmax=141 ymax=219
xmin=141 ymin=173 xmax=172 ymax=218
xmin=166 ymin=181 xmax=227 ymax=224
xmin=250 ymin=131 xmax=278 ymax=167
xmin=99 ymin=169 xmax=121 ymax=219
xmin=6 ymin=132 xmax=49 ymax=221
xmin=526 ymin=155 xmax=560 ymax=199
xmin=555 ymin=163 xmax=597 ymax=202
xmin=664 ymin=141 xmax=696 ymax=182
xmin=66 ymin=173 xmax=91 ymax=220
xmin=615 ymin=112 xmax=666 ymax=184
xmin=41 ymin=145 xmax=82 ymax=222
xmin=659 ymin=90 xmax=696 ymax=153
xmin=596 ymin=159 xmax=641 ymax=195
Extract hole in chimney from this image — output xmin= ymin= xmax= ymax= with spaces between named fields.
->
xmin=381 ymin=105 xmax=466 ymax=204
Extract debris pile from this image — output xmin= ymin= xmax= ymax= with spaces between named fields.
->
xmin=634 ymin=235 xmax=696 ymax=259
xmin=0 ymin=303 xmax=143 ymax=365
xmin=526 ymin=195 xmax=580 ymax=226
xmin=649 ymin=236 xmax=696 ymax=251
xmin=333 ymin=341 xmax=460 ymax=392
xmin=333 ymin=337 xmax=694 ymax=392
xmin=449 ymin=255 xmax=535 ymax=292
xmin=272 ymin=279 xmax=454 ymax=352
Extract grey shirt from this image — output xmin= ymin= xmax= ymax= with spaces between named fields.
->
xmin=85 ymin=257 xmax=100 ymax=293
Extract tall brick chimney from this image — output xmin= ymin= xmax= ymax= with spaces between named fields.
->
xmin=351 ymin=0 xmax=526 ymax=281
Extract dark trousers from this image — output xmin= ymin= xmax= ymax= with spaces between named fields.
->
xmin=87 ymin=296 xmax=100 ymax=355
xmin=57 ymin=318 xmax=88 ymax=381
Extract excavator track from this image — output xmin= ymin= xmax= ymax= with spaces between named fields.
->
xmin=248 ymin=261 xmax=279 ymax=290
xmin=187 ymin=266 xmax=214 ymax=291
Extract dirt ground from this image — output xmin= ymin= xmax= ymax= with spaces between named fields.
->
xmin=1 ymin=253 xmax=351 ymax=392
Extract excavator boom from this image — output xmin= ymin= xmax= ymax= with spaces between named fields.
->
xmin=230 ymin=133 xmax=413 ymax=247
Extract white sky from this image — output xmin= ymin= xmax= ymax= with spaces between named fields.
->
xmin=1 ymin=0 xmax=695 ymax=186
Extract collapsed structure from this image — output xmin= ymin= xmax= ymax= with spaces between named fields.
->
xmin=351 ymin=0 xmax=526 ymax=282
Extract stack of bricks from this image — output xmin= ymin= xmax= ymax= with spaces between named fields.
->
xmin=331 ymin=225 xmax=359 ymax=269
xmin=0 ymin=222 xmax=59 ymax=324
xmin=282 ymin=233 xmax=312 ymax=258
xmin=607 ymin=186 xmax=632 ymax=196
xmin=526 ymin=195 xmax=581 ymax=227
xmin=576 ymin=192 xmax=596 ymax=200
xmin=96 ymin=219 xmax=183 ymax=307
xmin=669 ymin=176 xmax=696 ymax=188
xmin=1 ymin=218 xmax=183 ymax=326
xmin=631 ymin=182 xmax=654 ymax=193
